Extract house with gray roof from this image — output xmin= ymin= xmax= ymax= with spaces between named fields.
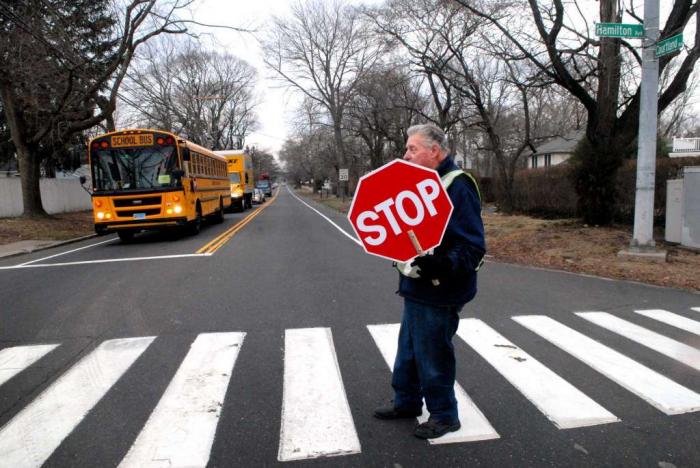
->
xmin=528 ymin=129 xmax=584 ymax=169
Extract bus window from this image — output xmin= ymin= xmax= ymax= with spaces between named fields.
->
xmin=92 ymin=145 xmax=178 ymax=191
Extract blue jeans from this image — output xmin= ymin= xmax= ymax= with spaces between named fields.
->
xmin=392 ymin=299 xmax=462 ymax=423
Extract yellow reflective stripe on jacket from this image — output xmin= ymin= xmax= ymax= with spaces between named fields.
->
xmin=442 ymin=169 xmax=481 ymax=201
xmin=447 ymin=170 xmax=484 ymax=272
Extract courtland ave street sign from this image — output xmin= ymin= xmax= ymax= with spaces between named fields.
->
xmin=347 ymin=159 xmax=453 ymax=263
xmin=595 ymin=22 xmax=644 ymax=38
xmin=656 ymin=34 xmax=684 ymax=57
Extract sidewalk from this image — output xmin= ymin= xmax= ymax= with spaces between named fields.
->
xmin=0 ymin=235 xmax=96 ymax=259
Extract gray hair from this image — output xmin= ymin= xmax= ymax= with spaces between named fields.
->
xmin=407 ymin=124 xmax=448 ymax=153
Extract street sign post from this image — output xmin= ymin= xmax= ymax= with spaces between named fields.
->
xmin=347 ymin=159 xmax=453 ymax=263
xmin=595 ymin=23 xmax=644 ymax=38
xmin=656 ymin=34 xmax=683 ymax=57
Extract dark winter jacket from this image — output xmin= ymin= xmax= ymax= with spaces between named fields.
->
xmin=398 ymin=156 xmax=486 ymax=306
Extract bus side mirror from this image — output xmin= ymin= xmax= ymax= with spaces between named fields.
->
xmin=172 ymin=169 xmax=185 ymax=187
xmin=181 ymin=148 xmax=190 ymax=161
xmin=78 ymin=175 xmax=92 ymax=194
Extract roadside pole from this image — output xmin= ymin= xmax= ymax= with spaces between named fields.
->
xmin=630 ymin=0 xmax=659 ymax=251
xmin=620 ymin=0 xmax=667 ymax=261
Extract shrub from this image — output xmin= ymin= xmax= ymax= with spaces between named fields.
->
xmin=509 ymin=155 xmax=700 ymax=224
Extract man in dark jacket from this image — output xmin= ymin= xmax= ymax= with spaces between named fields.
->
xmin=374 ymin=123 xmax=485 ymax=439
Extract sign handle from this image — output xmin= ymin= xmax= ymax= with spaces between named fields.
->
xmin=407 ymin=230 xmax=440 ymax=286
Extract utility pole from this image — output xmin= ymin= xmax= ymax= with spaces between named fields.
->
xmin=624 ymin=0 xmax=667 ymax=260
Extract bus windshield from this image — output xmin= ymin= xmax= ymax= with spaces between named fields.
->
xmin=92 ymin=145 xmax=179 ymax=191
xmin=229 ymin=173 xmax=241 ymax=183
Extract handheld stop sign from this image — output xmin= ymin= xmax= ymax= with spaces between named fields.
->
xmin=348 ymin=159 xmax=453 ymax=263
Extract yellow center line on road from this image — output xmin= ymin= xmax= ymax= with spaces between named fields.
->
xmin=196 ymin=189 xmax=279 ymax=255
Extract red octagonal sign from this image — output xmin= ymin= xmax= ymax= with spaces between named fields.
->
xmin=348 ymin=159 xmax=453 ymax=262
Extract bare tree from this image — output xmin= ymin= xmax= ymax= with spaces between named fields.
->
xmin=249 ymin=146 xmax=281 ymax=180
xmin=369 ymin=0 xmax=473 ymax=144
xmin=0 ymin=0 xmax=192 ymax=217
xmin=263 ymin=0 xmax=385 ymax=177
xmin=456 ymin=0 xmax=700 ymax=224
xmin=124 ymin=38 xmax=259 ymax=150
xmin=371 ymin=0 xmax=584 ymax=211
xmin=279 ymin=127 xmax=337 ymax=190
xmin=660 ymin=62 xmax=700 ymax=138
xmin=346 ymin=65 xmax=426 ymax=169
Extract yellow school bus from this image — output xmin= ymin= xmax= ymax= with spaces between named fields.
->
xmin=86 ymin=129 xmax=231 ymax=241
xmin=215 ymin=149 xmax=255 ymax=211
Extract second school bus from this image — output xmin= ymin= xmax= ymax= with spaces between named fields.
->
xmin=86 ymin=129 xmax=231 ymax=241
xmin=215 ymin=149 xmax=255 ymax=211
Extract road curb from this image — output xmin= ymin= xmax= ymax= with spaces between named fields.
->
xmin=0 ymin=234 xmax=99 ymax=260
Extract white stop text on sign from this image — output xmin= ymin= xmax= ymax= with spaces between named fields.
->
xmin=356 ymin=178 xmax=441 ymax=246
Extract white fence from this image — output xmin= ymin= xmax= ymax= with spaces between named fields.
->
xmin=672 ymin=137 xmax=700 ymax=152
xmin=0 ymin=178 xmax=91 ymax=217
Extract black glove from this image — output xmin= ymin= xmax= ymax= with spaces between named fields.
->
xmin=410 ymin=255 xmax=452 ymax=280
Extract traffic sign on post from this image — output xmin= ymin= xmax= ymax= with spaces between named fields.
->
xmin=595 ymin=23 xmax=644 ymax=38
xmin=347 ymin=159 xmax=453 ymax=263
xmin=656 ymin=34 xmax=683 ymax=57
xmin=339 ymin=168 xmax=349 ymax=181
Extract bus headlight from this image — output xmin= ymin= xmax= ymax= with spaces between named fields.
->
xmin=233 ymin=189 xmax=243 ymax=198
xmin=174 ymin=205 xmax=183 ymax=214
xmin=97 ymin=211 xmax=105 ymax=220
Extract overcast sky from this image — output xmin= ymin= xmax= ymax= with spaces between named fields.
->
xmin=190 ymin=0 xmax=689 ymax=156
xmin=191 ymin=0 xmax=383 ymax=155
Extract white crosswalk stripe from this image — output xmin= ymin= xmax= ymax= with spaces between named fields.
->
xmin=278 ymin=327 xmax=361 ymax=461
xmin=513 ymin=315 xmax=700 ymax=415
xmin=367 ymin=323 xmax=500 ymax=444
xmin=1 ymin=308 xmax=699 ymax=464
xmin=456 ymin=319 xmax=619 ymax=429
xmin=0 ymin=337 xmax=154 ymax=468
xmin=577 ymin=312 xmax=700 ymax=372
xmin=119 ymin=332 xmax=245 ymax=468
xmin=692 ymin=307 xmax=700 ymax=313
xmin=634 ymin=309 xmax=700 ymax=335
xmin=0 ymin=344 xmax=59 ymax=388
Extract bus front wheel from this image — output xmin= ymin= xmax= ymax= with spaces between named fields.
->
xmin=188 ymin=205 xmax=202 ymax=235
xmin=118 ymin=230 xmax=135 ymax=242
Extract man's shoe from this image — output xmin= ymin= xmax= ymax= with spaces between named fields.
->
xmin=414 ymin=417 xmax=461 ymax=439
xmin=373 ymin=402 xmax=422 ymax=420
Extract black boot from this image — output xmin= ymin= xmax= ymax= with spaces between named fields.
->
xmin=414 ymin=417 xmax=461 ymax=439
xmin=373 ymin=401 xmax=422 ymax=420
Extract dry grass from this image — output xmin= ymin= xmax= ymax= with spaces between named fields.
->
xmin=302 ymin=190 xmax=700 ymax=292
xmin=0 ymin=211 xmax=94 ymax=244
xmin=483 ymin=213 xmax=699 ymax=292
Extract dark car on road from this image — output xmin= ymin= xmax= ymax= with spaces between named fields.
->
xmin=256 ymin=179 xmax=272 ymax=197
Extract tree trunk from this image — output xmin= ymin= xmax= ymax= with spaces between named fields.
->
xmin=17 ymin=144 xmax=46 ymax=217
xmin=0 ymin=80 xmax=47 ymax=217
xmin=105 ymin=113 xmax=116 ymax=132
xmin=573 ymin=0 xmax=625 ymax=225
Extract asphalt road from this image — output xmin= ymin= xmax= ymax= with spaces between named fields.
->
xmin=0 ymin=185 xmax=699 ymax=467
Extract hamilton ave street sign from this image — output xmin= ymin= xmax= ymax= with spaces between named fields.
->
xmin=595 ymin=22 xmax=644 ymax=38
